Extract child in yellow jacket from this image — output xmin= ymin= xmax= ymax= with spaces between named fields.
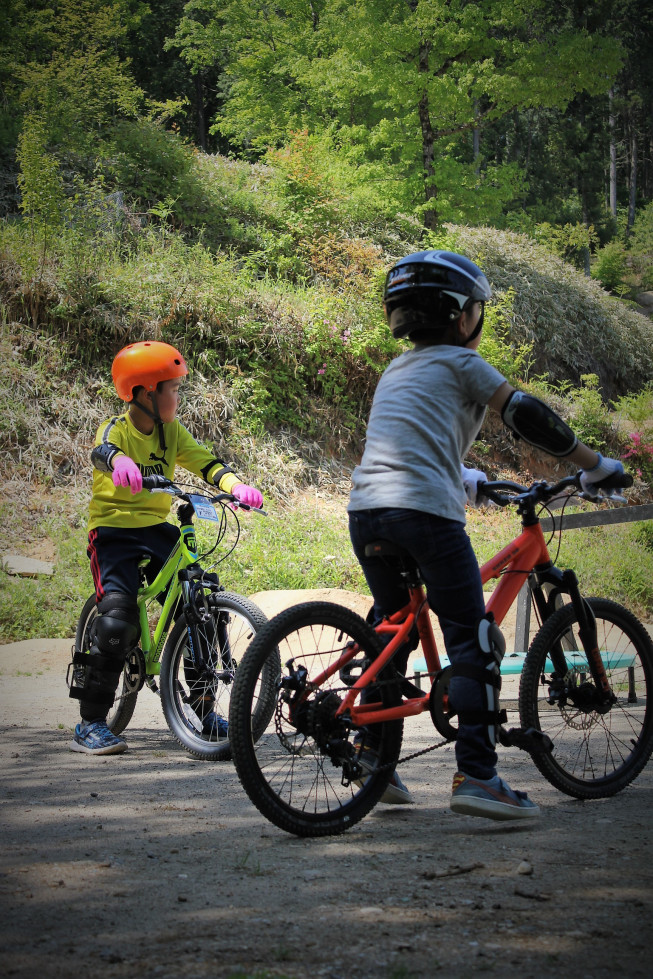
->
xmin=70 ymin=340 xmax=262 ymax=755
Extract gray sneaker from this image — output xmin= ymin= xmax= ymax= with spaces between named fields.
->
xmin=450 ymin=771 xmax=539 ymax=820
xmin=355 ymin=747 xmax=414 ymax=805
xmin=70 ymin=719 xmax=127 ymax=755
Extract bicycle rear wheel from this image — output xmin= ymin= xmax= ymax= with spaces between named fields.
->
xmin=74 ymin=595 xmax=140 ymax=735
xmin=160 ymin=592 xmax=274 ymax=761
xmin=229 ymin=602 xmax=404 ymax=837
xmin=520 ymin=597 xmax=653 ymax=798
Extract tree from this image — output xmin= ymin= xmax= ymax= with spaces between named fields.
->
xmin=172 ymin=0 xmax=622 ymax=228
xmin=13 ymin=0 xmax=143 ymax=161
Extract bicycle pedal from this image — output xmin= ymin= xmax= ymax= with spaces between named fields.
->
xmin=499 ymin=726 xmax=553 ymax=755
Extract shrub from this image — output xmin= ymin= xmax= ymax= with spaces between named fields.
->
xmin=591 ymin=241 xmax=628 ymax=293
xmin=450 ymin=224 xmax=653 ymax=398
xmin=613 ymin=383 xmax=653 ymax=484
xmin=629 ymin=202 xmax=653 ymax=290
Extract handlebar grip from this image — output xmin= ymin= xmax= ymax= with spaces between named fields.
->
xmin=594 ymin=471 xmax=633 ymax=490
xmin=142 ymin=474 xmax=174 ymax=491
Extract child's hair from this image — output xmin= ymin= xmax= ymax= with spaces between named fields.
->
xmin=131 ymin=378 xmax=178 ymax=401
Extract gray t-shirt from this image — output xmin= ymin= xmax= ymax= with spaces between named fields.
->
xmin=348 ymin=344 xmax=506 ymax=523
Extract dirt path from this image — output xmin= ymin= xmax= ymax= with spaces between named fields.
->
xmin=1 ymin=590 xmax=653 ymax=979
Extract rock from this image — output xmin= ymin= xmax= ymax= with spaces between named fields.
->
xmin=1 ymin=554 xmax=54 ymax=577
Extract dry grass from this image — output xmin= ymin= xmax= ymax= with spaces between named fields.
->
xmin=450 ymin=225 xmax=653 ymax=399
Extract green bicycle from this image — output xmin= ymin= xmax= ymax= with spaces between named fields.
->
xmin=70 ymin=475 xmax=280 ymax=760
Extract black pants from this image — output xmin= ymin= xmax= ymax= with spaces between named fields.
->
xmin=79 ymin=523 xmax=181 ymax=721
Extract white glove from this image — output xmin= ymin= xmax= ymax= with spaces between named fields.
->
xmin=460 ymin=463 xmax=488 ymax=507
xmin=579 ymin=454 xmax=625 ymax=497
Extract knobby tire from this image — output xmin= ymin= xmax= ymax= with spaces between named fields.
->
xmin=160 ymin=592 xmax=274 ymax=761
xmin=229 ymin=602 xmax=404 ymax=837
xmin=519 ymin=597 xmax=653 ymax=798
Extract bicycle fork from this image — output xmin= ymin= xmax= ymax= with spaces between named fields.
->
xmin=541 ymin=568 xmax=615 ymax=711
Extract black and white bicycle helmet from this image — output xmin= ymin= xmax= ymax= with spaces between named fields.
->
xmin=383 ymin=250 xmax=492 ymax=340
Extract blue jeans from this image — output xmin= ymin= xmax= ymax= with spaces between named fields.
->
xmin=349 ymin=508 xmax=497 ymax=780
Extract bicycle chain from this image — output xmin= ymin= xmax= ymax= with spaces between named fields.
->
xmin=273 ymin=678 xmax=452 ymax=771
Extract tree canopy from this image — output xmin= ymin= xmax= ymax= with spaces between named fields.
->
xmin=1 ymin=0 xmax=651 ymax=241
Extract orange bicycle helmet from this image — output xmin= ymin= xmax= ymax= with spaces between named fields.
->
xmin=112 ymin=341 xmax=188 ymax=402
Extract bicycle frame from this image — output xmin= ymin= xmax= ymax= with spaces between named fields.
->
xmin=134 ymin=504 xmax=219 ymax=677
xmin=329 ymin=516 xmax=591 ymax=727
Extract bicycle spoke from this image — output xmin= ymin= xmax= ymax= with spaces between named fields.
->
xmin=521 ymin=598 xmax=653 ymax=798
xmin=160 ymin=592 xmax=273 ymax=760
xmin=230 ymin=602 xmax=404 ymax=836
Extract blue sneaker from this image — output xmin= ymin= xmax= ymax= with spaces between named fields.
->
xmin=201 ymin=712 xmax=229 ymax=738
xmin=70 ymin=719 xmax=127 ymax=755
xmin=450 ymin=771 xmax=539 ymax=821
xmin=354 ymin=747 xmax=414 ymax=805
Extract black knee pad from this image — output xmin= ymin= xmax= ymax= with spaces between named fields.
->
xmin=69 ymin=593 xmax=140 ymax=708
xmin=450 ymin=614 xmax=507 ymax=748
xmin=93 ymin=592 xmax=140 ymax=656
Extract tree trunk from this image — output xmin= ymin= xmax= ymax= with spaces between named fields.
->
xmin=473 ymin=100 xmax=480 ymax=175
xmin=417 ymin=41 xmax=438 ymax=230
xmin=609 ymin=88 xmax=617 ymax=218
xmin=195 ymin=74 xmax=206 ymax=152
xmin=627 ymin=115 xmax=637 ymax=233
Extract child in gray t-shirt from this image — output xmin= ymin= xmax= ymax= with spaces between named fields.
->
xmin=348 ymin=249 xmax=625 ymax=819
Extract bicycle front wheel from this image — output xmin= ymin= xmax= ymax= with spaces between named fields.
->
xmin=160 ymin=592 xmax=273 ymax=761
xmin=229 ymin=602 xmax=404 ymax=837
xmin=74 ymin=595 xmax=140 ymax=736
xmin=520 ymin=598 xmax=653 ymax=798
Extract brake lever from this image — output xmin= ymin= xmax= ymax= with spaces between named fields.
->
xmin=234 ymin=503 xmax=268 ymax=516
xmin=579 ymin=491 xmax=627 ymax=504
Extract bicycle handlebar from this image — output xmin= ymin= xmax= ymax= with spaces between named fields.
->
xmin=479 ymin=470 xmax=633 ymax=508
xmin=140 ymin=475 xmax=266 ymax=513
xmin=141 ymin=474 xmax=181 ymax=494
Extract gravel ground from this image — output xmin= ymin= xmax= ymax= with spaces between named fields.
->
xmin=1 ymin=591 xmax=653 ymax=979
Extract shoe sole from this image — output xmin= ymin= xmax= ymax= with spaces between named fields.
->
xmin=69 ymin=739 xmax=127 ymax=755
xmin=353 ymin=774 xmax=414 ymax=806
xmin=380 ymin=784 xmax=414 ymax=805
xmin=450 ymin=796 xmax=539 ymax=820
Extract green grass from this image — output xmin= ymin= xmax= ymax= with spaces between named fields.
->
xmin=1 ymin=492 xmax=651 ymax=644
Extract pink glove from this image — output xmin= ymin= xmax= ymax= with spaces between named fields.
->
xmin=112 ymin=455 xmax=142 ymax=494
xmin=232 ymin=483 xmax=263 ymax=509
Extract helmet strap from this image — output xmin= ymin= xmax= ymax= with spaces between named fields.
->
xmin=462 ymin=302 xmax=484 ymax=346
xmin=128 ymin=392 xmax=169 ymax=464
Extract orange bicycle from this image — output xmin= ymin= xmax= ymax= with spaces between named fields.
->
xmin=229 ymin=471 xmax=653 ymax=836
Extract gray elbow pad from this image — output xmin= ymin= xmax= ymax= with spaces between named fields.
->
xmin=91 ymin=442 xmax=121 ymax=473
xmin=501 ymin=391 xmax=578 ymax=457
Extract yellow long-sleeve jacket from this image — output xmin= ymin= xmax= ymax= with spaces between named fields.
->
xmin=88 ymin=412 xmax=239 ymax=531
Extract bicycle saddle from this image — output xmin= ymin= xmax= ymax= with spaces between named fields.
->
xmin=364 ymin=540 xmax=423 ymax=585
xmin=364 ymin=539 xmax=411 ymax=559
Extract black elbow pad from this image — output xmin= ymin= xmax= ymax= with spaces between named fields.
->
xmin=501 ymin=391 xmax=578 ymax=457
xmin=91 ymin=442 xmax=121 ymax=473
